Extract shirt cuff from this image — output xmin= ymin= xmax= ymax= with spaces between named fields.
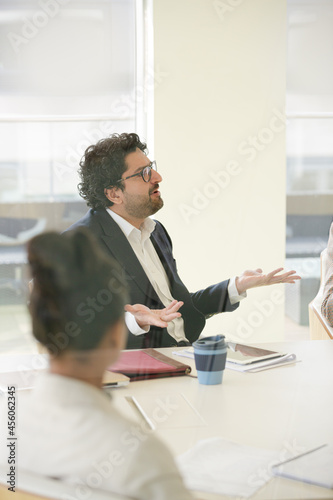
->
xmin=125 ymin=311 xmax=150 ymax=336
xmin=228 ymin=276 xmax=247 ymax=305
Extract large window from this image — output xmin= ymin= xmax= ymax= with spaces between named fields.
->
xmin=285 ymin=0 xmax=333 ymax=329
xmin=0 ymin=0 xmax=150 ymax=353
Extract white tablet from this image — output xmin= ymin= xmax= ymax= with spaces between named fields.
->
xmin=227 ymin=342 xmax=286 ymax=365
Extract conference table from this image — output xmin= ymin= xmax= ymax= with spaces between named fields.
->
xmin=1 ymin=340 xmax=333 ymax=499
xmin=109 ymin=340 xmax=333 ymax=499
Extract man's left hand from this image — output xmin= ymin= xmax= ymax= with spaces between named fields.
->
xmin=236 ymin=268 xmax=301 ymax=295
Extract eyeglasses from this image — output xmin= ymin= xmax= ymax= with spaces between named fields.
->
xmin=115 ymin=161 xmax=157 ymax=185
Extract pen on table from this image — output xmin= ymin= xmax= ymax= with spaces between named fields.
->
xmin=272 ymin=443 xmax=327 ymax=469
xmin=126 ymin=396 xmax=156 ymax=431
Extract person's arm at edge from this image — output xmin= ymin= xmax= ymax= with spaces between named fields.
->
xmin=321 ymin=222 xmax=333 ymax=326
xmin=321 ymin=278 xmax=333 ymax=326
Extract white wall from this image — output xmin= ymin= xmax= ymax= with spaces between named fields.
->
xmin=153 ymin=0 xmax=287 ymax=343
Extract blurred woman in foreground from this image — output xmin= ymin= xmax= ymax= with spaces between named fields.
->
xmin=18 ymin=228 xmax=192 ymax=500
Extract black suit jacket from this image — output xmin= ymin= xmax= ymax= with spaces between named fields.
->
xmin=66 ymin=208 xmax=239 ymax=348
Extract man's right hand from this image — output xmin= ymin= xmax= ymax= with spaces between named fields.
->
xmin=124 ymin=300 xmax=184 ymax=330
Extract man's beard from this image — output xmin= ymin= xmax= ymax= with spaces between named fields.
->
xmin=123 ymin=192 xmax=164 ymax=220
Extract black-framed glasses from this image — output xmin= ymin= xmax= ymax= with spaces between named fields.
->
xmin=115 ymin=161 xmax=157 ymax=185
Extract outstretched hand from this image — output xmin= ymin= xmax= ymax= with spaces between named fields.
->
xmin=236 ymin=267 xmax=301 ymax=295
xmin=124 ymin=300 xmax=184 ymax=330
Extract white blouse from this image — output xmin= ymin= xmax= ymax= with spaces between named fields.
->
xmin=17 ymin=372 xmax=193 ymax=500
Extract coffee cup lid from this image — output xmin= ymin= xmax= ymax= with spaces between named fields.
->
xmin=193 ymin=334 xmax=226 ymax=350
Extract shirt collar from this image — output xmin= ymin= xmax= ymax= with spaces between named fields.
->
xmin=34 ymin=372 xmax=112 ymax=407
xmin=106 ymin=208 xmax=156 ymax=240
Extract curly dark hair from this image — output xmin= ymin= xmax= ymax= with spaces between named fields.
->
xmin=77 ymin=132 xmax=147 ymax=209
xmin=27 ymin=228 xmax=128 ymax=356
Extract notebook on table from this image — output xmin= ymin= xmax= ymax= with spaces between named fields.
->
xmin=102 ymin=371 xmax=130 ymax=388
xmin=108 ymin=348 xmax=192 ymax=381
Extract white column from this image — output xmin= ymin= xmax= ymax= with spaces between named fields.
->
xmin=153 ymin=0 xmax=287 ymax=342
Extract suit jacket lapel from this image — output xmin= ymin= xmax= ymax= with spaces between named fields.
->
xmin=97 ymin=210 xmax=159 ymax=302
xmin=150 ymin=230 xmax=177 ymax=285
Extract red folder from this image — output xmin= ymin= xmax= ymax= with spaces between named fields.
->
xmin=108 ymin=349 xmax=192 ymax=381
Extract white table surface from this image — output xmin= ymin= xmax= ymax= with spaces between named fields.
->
xmin=109 ymin=340 xmax=333 ymax=500
xmin=1 ymin=340 xmax=333 ymax=499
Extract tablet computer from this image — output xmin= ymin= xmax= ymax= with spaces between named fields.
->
xmin=227 ymin=343 xmax=286 ymax=365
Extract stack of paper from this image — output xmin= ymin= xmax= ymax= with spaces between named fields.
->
xmin=173 ymin=344 xmax=298 ymax=372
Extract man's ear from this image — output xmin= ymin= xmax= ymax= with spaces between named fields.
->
xmin=104 ymin=186 xmax=123 ymax=205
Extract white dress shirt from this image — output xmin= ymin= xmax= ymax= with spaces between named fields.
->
xmin=15 ymin=373 xmax=193 ymax=500
xmin=107 ymin=209 xmax=246 ymax=342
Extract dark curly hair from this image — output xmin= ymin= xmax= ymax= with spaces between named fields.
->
xmin=78 ymin=132 xmax=147 ymax=209
xmin=27 ymin=228 xmax=128 ymax=356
